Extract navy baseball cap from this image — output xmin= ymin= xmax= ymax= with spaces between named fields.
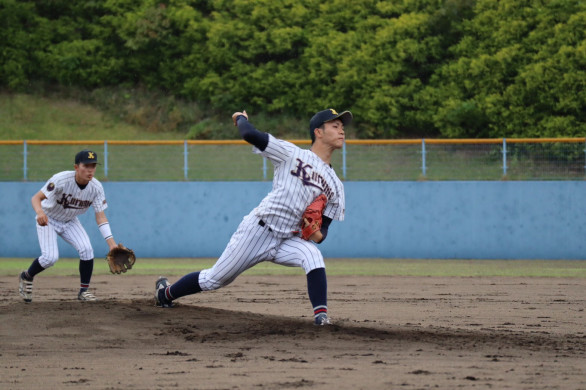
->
xmin=309 ymin=109 xmax=353 ymax=143
xmin=75 ymin=150 xmax=99 ymax=165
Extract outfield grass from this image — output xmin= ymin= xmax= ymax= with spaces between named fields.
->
xmin=2 ymin=258 xmax=585 ymax=278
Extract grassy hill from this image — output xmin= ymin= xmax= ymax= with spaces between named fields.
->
xmin=2 ymin=92 xmax=581 ymax=181
xmin=0 ymin=89 xmax=310 ymax=141
xmin=0 ymin=93 xmax=187 ymax=140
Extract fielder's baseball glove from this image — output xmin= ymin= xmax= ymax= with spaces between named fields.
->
xmin=300 ymin=194 xmax=328 ymax=241
xmin=106 ymin=243 xmax=136 ymax=274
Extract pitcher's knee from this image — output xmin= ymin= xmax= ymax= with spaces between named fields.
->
xmin=199 ymin=269 xmax=235 ymax=291
xmin=301 ymin=246 xmax=325 ymax=274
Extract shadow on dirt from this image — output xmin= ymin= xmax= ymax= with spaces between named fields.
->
xmin=5 ymin=298 xmax=580 ymax=354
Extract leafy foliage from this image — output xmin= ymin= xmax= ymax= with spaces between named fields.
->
xmin=0 ymin=0 xmax=584 ymax=138
xmin=424 ymin=0 xmax=586 ymax=138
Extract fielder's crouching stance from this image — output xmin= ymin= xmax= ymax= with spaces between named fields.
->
xmin=155 ymin=108 xmax=351 ymax=325
xmin=19 ymin=150 xmax=119 ymax=302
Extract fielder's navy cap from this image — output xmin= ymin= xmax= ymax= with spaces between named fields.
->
xmin=75 ymin=150 xmax=99 ymax=164
xmin=309 ymin=108 xmax=353 ymax=142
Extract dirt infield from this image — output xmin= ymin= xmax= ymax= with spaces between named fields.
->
xmin=1 ymin=274 xmax=584 ymax=390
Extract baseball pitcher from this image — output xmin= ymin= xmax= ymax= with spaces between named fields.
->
xmin=155 ymin=108 xmax=351 ymax=325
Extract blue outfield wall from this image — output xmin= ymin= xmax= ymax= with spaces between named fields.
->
xmin=0 ymin=181 xmax=584 ymax=260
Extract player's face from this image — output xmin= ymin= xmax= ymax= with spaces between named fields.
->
xmin=321 ymin=119 xmax=345 ymax=149
xmin=75 ymin=163 xmax=97 ymax=184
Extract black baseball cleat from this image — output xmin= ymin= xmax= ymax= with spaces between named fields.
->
xmin=155 ymin=277 xmax=174 ymax=308
xmin=78 ymin=289 xmax=97 ymax=301
xmin=19 ymin=271 xmax=33 ymax=303
xmin=314 ymin=313 xmax=332 ymax=326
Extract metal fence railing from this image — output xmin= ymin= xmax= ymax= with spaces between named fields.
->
xmin=1 ymin=138 xmax=584 ymax=181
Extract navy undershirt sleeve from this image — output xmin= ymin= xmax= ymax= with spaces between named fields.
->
xmin=236 ymin=116 xmax=269 ymax=151
xmin=317 ymin=216 xmax=333 ymax=243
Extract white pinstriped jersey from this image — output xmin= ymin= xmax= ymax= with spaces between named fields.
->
xmin=40 ymin=171 xmax=108 ymax=222
xmin=252 ymin=134 xmax=345 ymax=237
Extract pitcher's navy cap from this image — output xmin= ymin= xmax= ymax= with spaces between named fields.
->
xmin=309 ymin=109 xmax=352 ymax=143
xmin=75 ymin=150 xmax=99 ymax=164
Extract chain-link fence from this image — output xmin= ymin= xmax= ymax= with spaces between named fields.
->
xmin=1 ymin=139 xmax=584 ymax=181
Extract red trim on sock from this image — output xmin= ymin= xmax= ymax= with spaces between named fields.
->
xmin=314 ymin=308 xmax=328 ymax=315
xmin=165 ymin=286 xmax=174 ymax=300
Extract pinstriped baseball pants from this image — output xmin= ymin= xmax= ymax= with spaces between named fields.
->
xmin=36 ymin=217 xmax=94 ymax=268
xmin=198 ymin=214 xmax=325 ymax=291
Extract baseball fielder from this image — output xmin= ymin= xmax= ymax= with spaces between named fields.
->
xmin=155 ymin=108 xmax=351 ymax=325
xmin=19 ymin=150 xmax=118 ymax=302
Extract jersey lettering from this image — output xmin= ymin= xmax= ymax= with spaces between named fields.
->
xmin=317 ymin=175 xmax=335 ymax=201
xmin=290 ymin=159 xmax=322 ymax=190
xmin=56 ymin=193 xmax=93 ymax=210
xmin=290 ymin=158 xmax=335 ymax=200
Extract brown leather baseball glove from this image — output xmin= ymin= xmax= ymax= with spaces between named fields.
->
xmin=106 ymin=243 xmax=136 ymax=274
xmin=300 ymin=194 xmax=328 ymax=241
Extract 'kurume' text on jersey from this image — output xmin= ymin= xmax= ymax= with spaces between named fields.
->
xmin=40 ymin=171 xmax=108 ymax=222
xmin=252 ymin=134 xmax=345 ymax=237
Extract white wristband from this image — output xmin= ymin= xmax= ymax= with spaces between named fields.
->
xmin=98 ymin=222 xmax=113 ymax=241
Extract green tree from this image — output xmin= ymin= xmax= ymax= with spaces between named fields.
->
xmin=427 ymin=0 xmax=586 ymax=138
xmin=0 ymin=0 xmax=47 ymax=89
